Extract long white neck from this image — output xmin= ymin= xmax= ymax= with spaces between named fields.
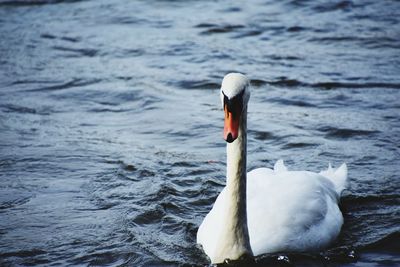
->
xmin=213 ymin=107 xmax=253 ymax=263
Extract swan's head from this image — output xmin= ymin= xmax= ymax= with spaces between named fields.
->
xmin=220 ymin=73 xmax=250 ymax=143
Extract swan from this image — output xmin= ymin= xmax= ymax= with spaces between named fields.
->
xmin=197 ymin=73 xmax=348 ymax=264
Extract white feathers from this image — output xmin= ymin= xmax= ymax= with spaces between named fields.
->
xmin=319 ymin=163 xmax=348 ymax=195
xmin=220 ymin=73 xmax=249 ymax=98
xmin=220 ymin=73 xmax=250 ymax=108
xmin=274 ymin=159 xmax=288 ymax=173
xmin=197 ymin=160 xmax=348 ymax=258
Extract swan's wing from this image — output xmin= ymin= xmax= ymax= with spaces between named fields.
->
xmin=319 ymin=163 xmax=348 ymax=195
xmin=247 ymin=170 xmax=342 ymax=255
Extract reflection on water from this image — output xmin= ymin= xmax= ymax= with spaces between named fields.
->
xmin=0 ymin=0 xmax=399 ymax=266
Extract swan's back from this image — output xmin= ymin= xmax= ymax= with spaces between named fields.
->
xmin=197 ymin=161 xmax=348 ymax=257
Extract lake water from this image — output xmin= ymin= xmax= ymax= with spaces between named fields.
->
xmin=0 ymin=0 xmax=399 ymax=266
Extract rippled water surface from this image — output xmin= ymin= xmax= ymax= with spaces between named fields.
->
xmin=1 ymin=0 xmax=399 ymax=266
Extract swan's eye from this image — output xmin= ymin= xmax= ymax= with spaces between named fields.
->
xmin=223 ymin=91 xmax=244 ymax=117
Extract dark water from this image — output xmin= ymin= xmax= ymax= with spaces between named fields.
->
xmin=0 ymin=0 xmax=399 ymax=266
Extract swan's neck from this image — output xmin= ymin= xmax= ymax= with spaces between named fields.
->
xmin=214 ymin=108 xmax=253 ymax=263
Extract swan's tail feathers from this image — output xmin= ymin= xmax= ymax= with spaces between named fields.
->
xmin=320 ymin=163 xmax=348 ymax=195
xmin=274 ymin=159 xmax=288 ymax=173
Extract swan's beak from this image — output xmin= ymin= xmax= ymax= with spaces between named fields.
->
xmin=224 ymin=105 xmax=240 ymax=143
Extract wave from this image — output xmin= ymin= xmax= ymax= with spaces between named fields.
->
xmin=174 ymin=80 xmax=220 ymax=90
xmin=0 ymin=0 xmax=82 ymax=7
xmin=318 ymin=126 xmax=380 ymax=139
xmin=51 ymin=45 xmax=98 ymax=58
xmin=19 ymin=78 xmax=102 ymax=92
xmin=362 ymin=232 xmax=400 ymax=252
xmin=342 ymin=194 xmax=400 ymax=205
xmin=196 ymin=23 xmax=245 ymax=35
xmin=251 ymin=78 xmax=400 ymax=90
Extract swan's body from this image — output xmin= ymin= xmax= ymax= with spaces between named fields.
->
xmin=197 ymin=73 xmax=348 ymax=264
xmin=197 ymin=161 xmax=348 ymax=260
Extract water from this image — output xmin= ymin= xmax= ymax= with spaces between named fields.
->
xmin=0 ymin=0 xmax=399 ymax=266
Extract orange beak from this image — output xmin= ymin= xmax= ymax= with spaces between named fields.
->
xmin=223 ymin=105 xmax=240 ymax=143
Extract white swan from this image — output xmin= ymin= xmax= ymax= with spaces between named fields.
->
xmin=197 ymin=73 xmax=348 ymax=264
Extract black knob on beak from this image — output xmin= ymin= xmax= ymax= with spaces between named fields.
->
xmin=225 ymin=133 xmax=234 ymax=143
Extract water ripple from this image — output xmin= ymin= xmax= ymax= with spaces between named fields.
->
xmin=23 ymin=78 xmax=102 ymax=92
xmin=319 ymin=126 xmax=380 ymax=139
xmin=197 ymin=23 xmax=245 ymax=35
xmin=0 ymin=0 xmax=82 ymax=7
xmin=251 ymin=77 xmax=400 ymax=90
xmin=1 ymin=0 xmax=399 ymax=266
xmin=52 ymin=45 xmax=98 ymax=58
